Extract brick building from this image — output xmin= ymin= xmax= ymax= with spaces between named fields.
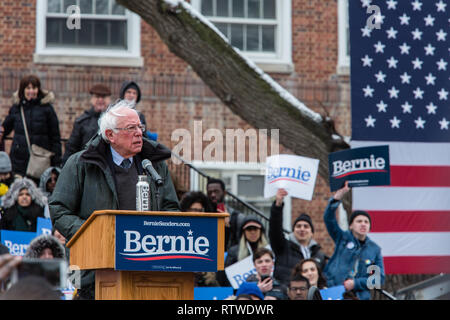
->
xmin=0 ymin=0 xmax=352 ymax=258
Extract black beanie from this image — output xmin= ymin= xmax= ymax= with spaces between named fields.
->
xmin=349 ymin=210 xmax=372 ymax=227
xmin=293 ymin=213 xmax=314 ymax=233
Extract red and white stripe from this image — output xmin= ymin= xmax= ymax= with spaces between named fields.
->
xmin=351 ymin=141 xmax=450 ymax=274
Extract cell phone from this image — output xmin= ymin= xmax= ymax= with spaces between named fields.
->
xmin=260 ymin=275 xmax=272 ymax=282
xmin=9 ymin=258 xmax=68 ymax=289
xmin=217 ymin=203 xmax=225 ymax=212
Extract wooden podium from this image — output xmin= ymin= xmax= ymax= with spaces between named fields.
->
xmin=66 ymin=210 xmax=228 ymax=300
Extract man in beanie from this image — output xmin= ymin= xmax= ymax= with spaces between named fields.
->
xmin=269 ymin=188 xmax=327 ymax=286
xmin=323 ymin=181 xmax=384 ymax=300
xmin=62 ymin=83 xmax=111 ymax=165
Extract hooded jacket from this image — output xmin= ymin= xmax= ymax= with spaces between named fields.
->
xmin=118 ymin=81 xmax=146 ymax=127
xmin=2 ymin=91 xmax=61 ymax=175
xmin=39 ymin=166 xmax=61 ymax=197
xmin=49 ymin=134 xmax=180 ymax=241
xmin=323 ymin=198 xmax=385 ymax=300
xmin=269 ymin=202 xmax=327 ymax=286
xmin=24 ymin=234 xmax=65 ymax=259
xmin=0 ymin=178 xmax=47 ymax=232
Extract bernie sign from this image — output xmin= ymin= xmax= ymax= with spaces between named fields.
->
xmin=115 ymin=215 xmax=218 ymax=272
xmin=328 ymin=145 xmax=391 ymax=191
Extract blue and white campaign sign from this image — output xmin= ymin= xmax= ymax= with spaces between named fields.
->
xmin=36 ymin=217 xmax=52 ymax=236
xmin=320 ymin=285 xmax=345 ymax=300
xmin=0 ymin=230 xmax=36 ymax=256
xmin=328 ymin=145 xmax=390 ymax=191
xmin=264 ymin=154 xmax=320 ymax=201
xmin=115 ymin=215 xmax=218 ymax=272
xmin=194 ymin=287 xmax=234 ymax=300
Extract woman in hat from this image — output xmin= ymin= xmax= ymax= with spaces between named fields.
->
xmin=0 ymin=75 xmax=61 ymax=178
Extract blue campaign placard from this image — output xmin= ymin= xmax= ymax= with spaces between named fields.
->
xmin=328 ymin=145 xmax=390 ymax=191
xmin=320 ymin=285 xmax=345 ymax=300
xmin=36 ymin=217 xmax=53 ymax=236
xmin=0 ymin=230 xmax=36 ymax=256
xmin=115 ymin=215 xmax=218 ymax=272
xmin=194 ymin=287 xmax=234 ymax=300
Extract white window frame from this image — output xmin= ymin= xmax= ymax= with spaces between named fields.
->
xmin=337 ymin=0 xmax=350 ymax=74
xmin=191 ymin=161 xmax=292 ymax=231
xmin=34 ymin=0 xmax=143 ymax=67
xmin=190 ymin=0 xmax=293 ymax=73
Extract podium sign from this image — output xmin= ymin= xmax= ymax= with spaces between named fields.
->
xmin=115 ymin=215 xmax=218 ymax=272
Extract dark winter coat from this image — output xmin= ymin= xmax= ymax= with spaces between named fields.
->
xmin=323 ymin=198 xmax=385 ymax=300
xmin=2 ymin=91 xmax=62 ymax=175
xmin=49 ymin=134 xmax=180 ymax=241
xmin=269 ymin=202 xmax=327 ymax=286
xmin=61 ymin=107 xmax=102 ymax=165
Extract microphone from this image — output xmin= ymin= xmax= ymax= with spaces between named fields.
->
xmin=142 ymin=159 xmax=164 ymax=186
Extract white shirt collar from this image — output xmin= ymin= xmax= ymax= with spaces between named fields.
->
xmin=110 ymin=146 xmax=133 ymax=167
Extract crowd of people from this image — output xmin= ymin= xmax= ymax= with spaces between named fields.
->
xmin=0 ymin=74 xmax=385 ymax=300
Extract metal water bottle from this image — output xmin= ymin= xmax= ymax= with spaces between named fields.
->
xmin=136 ymin=175 xmax=150 ymax=211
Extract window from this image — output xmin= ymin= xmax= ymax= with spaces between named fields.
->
xmin=337 ymin=0 xmax=350 ymax=74
xmin=35 ymin=0 xmax=143 ymax=67
xmin=191 ymin=0 xmax=293 ymax=73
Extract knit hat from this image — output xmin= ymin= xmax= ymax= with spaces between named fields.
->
xmin=236 ymin=282 xmax=264 ymax=300
xmin=349 ymin=210 xmax=372 ymax=228
xmin=241 ymin=216 xmax=263 ymax=231
xmin=0 ymin=152 xmax=12 ymax=173
xmin=89 ymin=84 xmax=111 ymax=96
xmin=293 ymin=213 xmax=314 ymax=233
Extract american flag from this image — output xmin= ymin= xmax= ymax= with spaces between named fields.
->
xmin=349 ymin=0 xmax=450 ymax=274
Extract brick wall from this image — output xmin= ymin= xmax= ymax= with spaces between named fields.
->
xmin=0 ymin=0 xmax=350 ymax=258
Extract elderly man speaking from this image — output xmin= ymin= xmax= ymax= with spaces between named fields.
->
xmin=49 ymin=101 xmax=179 ymax=299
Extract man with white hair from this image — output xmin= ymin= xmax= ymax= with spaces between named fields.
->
xmin=49 ymin=101 xmax=179 ymax=299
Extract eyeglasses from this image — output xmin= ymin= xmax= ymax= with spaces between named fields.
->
xmin=115 ymin=124 xmax=145 ymax=133
xmin=289 ymin=286 xmax=308 ymax=292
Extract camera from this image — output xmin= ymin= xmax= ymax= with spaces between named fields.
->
xmin=9 ymin=258 xmax=68 ymax=289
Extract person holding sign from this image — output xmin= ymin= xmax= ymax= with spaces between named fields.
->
xmin=323 ymin=181 xmax=385 ymax=300
xmin=269 ymin=188 xmax=327 ymax=286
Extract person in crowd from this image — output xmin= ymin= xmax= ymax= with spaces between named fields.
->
xmin=119 ymin=81 xmax=158 ymax=141
xmin=0 ymin=152 xmax=15 ymax=206
xmin=269 ymin=188 xmax=327 ymax=286
xmin=246 ymin=247 xmax=288 ymax=299
xmin=39 ymin=166 xmax=61 ymax=198
xmin=291 ymin=258 xmax=327 ymax=289
xmin=24 ymin=234 xmax=65 ymax=260
xmin=50 ymin=101 xmax=180 ymax=299
xmin=206 ymin=178 xmax=245 ymax=251
xmin=180 ymin=191 xmax=213 ymax=212
xmin=323 ymin=181 xmax=385 ymax=300
xmin=0 ymin=178 xmax=47 ymax=232
xmin=61 ymin=83 xmax=111 ymax=165
xmin=0 ymin=254 xmax=22 ymax=293
xmin=287 ymin=274 xmax=310 ymax=300
xmin=0 ymin=75 xmax=61 ymax=178
xmin=0 ymin=276 xmax=62 ymax=300
xmin=235 ymin=281 xmax=264 ymax=300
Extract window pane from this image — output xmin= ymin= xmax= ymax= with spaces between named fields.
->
xmin=217 ymin=0 xmax=229 ymax=17
xmin=79 ymin=0 xmax=93 ymax=14
xmin=246 ymin=25 xmax=259 ymax=51
xmin=112 ymin=1 xmax=125 ymax=15
xmin=95 ymin=0 xmax=109 ymax=14
xmin=215 ymin=23 xmax=229 ymax=39
xmin=63 ymin=0 xmax=76 ymax=12
xmin=201 ymin=0 xmax=213 ymax=16
xmin=47 ymin=0 xmax=61 ymax=13
xmin=78 ymin=20 xmax=93 ymax=45
xmin=94 ymin=21 xmax=108 ymax=45
xmin=248 ymin=0 xmax=260 ymax=18
xmin=232 ymin=0 xmax=244 ymax=17
xmin=230 ymin=24 xmax=243 ymax=50
xmin=46 ymin=18 xmax=62 ymax=44
xmin=62 ymin=22 xmax=76 ymax=44
xmin=110 ymin=20 xmax=127 ymax=48
xmin=263 ymin=0 xmax=275 ymax=19
xmin=237 ymin=175 xmax=264 ymax=198
xmin=262 ymin=25 xmax=275 ymax=51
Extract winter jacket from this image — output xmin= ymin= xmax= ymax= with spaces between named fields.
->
xmin=323 ymin=198 xmax=385 ymax=300
xmin=2 ymin=91 xmax=61 ymax=175
xmin=49 ymin=134 xmax=180 ymax=241
xmin=24 ymin=234 xmax=65 ymax=259
xmin=39 ymin=166 xmax=61 ymax=197
xmin=61 ymin=107 xmax=102 ymax=165
xmin=269 ymin=201 xmax=327 ymax=286
xmin=119 ymin=81 xmax=147 ymax=127
xmin=0 ymin=178 xmax=47 ymax=232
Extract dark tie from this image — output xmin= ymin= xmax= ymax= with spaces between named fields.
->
xmin=120 ymin=158 xmax=131 ymax=169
